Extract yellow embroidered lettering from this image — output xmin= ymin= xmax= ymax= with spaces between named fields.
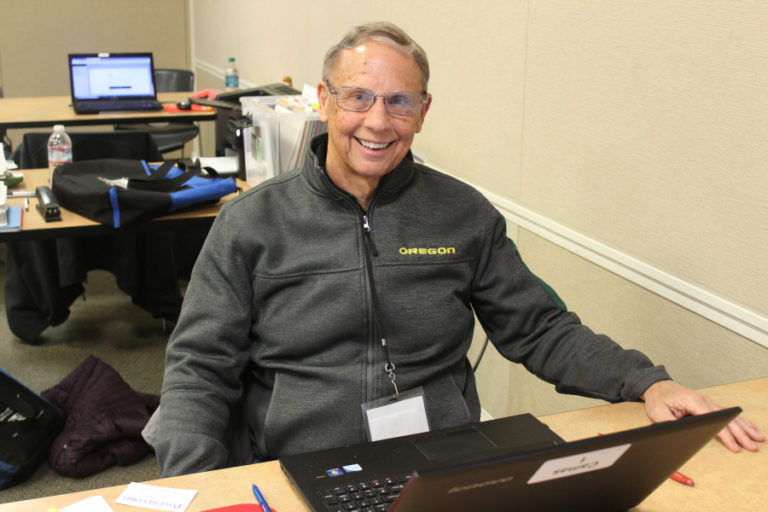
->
xmin=398 ymin=247 xmax=457 ymax=256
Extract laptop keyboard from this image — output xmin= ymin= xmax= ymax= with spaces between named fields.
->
xmin=318 ymin=474 xmax=411 ymax=512
xmin=76 ymin=99 xmax=162 ymax=112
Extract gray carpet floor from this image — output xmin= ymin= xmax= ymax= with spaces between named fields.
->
xmin=0 ymin=244 xmax=169 ymax=504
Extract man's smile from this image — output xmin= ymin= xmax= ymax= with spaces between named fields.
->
xmin=356 ymin=137 xmax=392 ymax=150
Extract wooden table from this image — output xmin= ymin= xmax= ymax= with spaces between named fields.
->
xmin=0 ymin=377 xmax=764 ymax=511
xmin=1 ymin=168 xmax=247 ymax=242
xmin=0 ymin=93 xmax=216 ymax=130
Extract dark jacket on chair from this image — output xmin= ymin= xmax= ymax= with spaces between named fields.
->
xmin=4 ymin=131 xmax=197 ymax=343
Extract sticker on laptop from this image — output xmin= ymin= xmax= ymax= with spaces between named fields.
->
xmin=527 ymin=443 xmax=631 ymax=484
xmin=324 ymin=464 xmax=363 ymax=477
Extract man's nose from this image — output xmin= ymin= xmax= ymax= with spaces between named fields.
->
xmin=364 ymin=97 xmax=392 ymax=128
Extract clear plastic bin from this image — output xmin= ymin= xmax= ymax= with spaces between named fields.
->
xmin=240 ymin=96 xmax=326 ymax=185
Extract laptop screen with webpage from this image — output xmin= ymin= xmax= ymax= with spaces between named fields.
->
xmin=69 ymin=53 xmax=158 ymax=102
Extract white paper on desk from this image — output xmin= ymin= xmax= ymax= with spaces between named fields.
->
xmin=0 ymin=144 xmax=7 ymax=175
xmin=197 ymin=156 xmax=239 ymax=175
xmin=115 ymin=482 xmax=198 ymax=511
xmin=60 ymin=495 xmax=115 ymax=512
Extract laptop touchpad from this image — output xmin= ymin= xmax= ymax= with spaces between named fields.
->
xmin=411 ymin=427 xmax=498 ymax=462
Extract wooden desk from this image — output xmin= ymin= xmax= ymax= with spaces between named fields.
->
xmin=1 ymin=169 xmax=247 ymax=242
xmin=0 ymin=93 xmax=216 ymax=129
xmin=0 ymin=378 xmax=764 ymax=511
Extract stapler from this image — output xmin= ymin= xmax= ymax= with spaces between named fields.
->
xmin=36 ymin=185 xmax=62 ymax=222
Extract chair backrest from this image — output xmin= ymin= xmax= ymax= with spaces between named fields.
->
xmin=153 ymin=69 xmax=195 ymax=93
xmin=12 ymin=130 xmax=163 ymax=169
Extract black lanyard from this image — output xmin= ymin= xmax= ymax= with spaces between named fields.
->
xmin=361 ymin=212 xmax=399 ymax=398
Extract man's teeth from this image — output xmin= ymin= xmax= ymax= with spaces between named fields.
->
xmin=359 ymin=139 xmax=389 ymax=149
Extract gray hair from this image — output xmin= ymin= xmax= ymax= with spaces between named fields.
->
xmin=322 ymin=21 xmax=430 ymax=92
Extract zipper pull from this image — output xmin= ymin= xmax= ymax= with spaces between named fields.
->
xmin=362 ymin=214 xmax=379 ymax=256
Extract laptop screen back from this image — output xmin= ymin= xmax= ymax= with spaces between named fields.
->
xmin=389 ymin=407 xmax=742 ymax=512
xmin=69 ymin=53 xmax=157 ymax=101
xmin=280 ymin=407 xmax=741 ymax=512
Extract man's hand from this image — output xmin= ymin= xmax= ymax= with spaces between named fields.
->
xmin=641 ymin=380 xmax=765 ymax=452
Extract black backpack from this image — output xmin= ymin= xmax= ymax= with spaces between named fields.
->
xmin=0 ymin=368 xmax=65 ymax=490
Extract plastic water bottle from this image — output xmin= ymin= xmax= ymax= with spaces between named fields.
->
xmin=47 ymin=124 xmax=72 ymax=182
xmin=225 ymin=57 xmax=239 ymax=91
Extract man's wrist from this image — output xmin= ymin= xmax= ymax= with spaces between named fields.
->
xmin=640 ymin=378 xmax=674 ymax=402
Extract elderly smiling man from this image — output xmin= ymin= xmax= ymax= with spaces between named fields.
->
xmin=145 ymin=21 xmax=762 ymax=477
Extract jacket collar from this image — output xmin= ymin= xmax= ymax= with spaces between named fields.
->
xmin=302 ymin=133 xmax=415 ymax=207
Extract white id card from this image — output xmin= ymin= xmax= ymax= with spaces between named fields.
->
xmin=361 ymin=387 xmax=430 ymax=442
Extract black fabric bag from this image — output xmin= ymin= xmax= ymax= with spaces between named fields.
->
xmin=0 ymin=368 xmax=65 ymax=490
xmin=52 ymin=159 xmax=239 ymax=228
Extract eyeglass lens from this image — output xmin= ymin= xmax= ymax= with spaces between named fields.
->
xmin=336 ymin=87 xmax=423 ymax=116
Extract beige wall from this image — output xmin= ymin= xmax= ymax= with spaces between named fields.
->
xmin=0 ymin=0 xmax=190 ymax=143
xmin=0 ymin=0 xmax=190 ymax=98
xmin=520 ymin=2 xmax=768 ymax=315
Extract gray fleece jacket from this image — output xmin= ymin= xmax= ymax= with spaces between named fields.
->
xmin=145 ymin=134 xmax=670 ymax=476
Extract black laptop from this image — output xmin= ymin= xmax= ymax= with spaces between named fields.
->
xmin=68 ymin=53 xmax=163 ymax=114
xmin=279 ymin=407 xmax=740 ymax=512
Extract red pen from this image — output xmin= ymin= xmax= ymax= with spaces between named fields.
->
xmin=670 ymin=471 xmax=695 ymax=487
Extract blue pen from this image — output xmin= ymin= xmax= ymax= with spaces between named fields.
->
xmin=252 ymin=483 xmax=273 ymax=512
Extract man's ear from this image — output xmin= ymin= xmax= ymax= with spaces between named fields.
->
xmin=317 ymin=81 xmax=330 ymax=122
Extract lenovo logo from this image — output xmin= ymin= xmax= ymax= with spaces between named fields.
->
xmin=447 ymin=475 xmax=515 ymax=494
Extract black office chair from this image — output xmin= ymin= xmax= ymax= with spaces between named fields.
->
xmin=12 ymin=130 xmax=163 ymax=169
xmin=114 ymin=69 xmax=200 ymax=155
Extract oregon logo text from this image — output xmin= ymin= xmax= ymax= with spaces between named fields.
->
xmin=398 ymin=247 xmax=456 ymax=255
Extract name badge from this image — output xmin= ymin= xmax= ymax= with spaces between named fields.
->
xmin=361 ymin=387 xmax=430 ymax=442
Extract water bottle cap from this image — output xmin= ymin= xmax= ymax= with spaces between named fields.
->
xmin=53 ymin=124 xmax=65 ymax=133
xmin=229 ymin=57 xmax=235 ymax=62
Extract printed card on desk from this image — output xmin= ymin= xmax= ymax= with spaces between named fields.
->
xmin=115 ymin=482 xmax=198 ymax=511
xmin=60 ymin=495 xmax=115 ymax=512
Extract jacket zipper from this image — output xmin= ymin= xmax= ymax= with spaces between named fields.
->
xmin=361 ymin=212 xmax=399 ymax=401
xmin=362 ymin=213 xmax=378 ymax=256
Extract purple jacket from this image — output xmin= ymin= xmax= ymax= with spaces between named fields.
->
xmin=42 ymin=355 xmax=158 ymax=477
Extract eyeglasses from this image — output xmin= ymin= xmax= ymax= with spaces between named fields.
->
xmin=326 ymin=83 xmax=427 ymax=117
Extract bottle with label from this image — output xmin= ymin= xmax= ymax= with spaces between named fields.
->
xmin=47 ymin=124 xmax=72 ymax=182
xmin=225 ymin=57 xmax=239 ymax=91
